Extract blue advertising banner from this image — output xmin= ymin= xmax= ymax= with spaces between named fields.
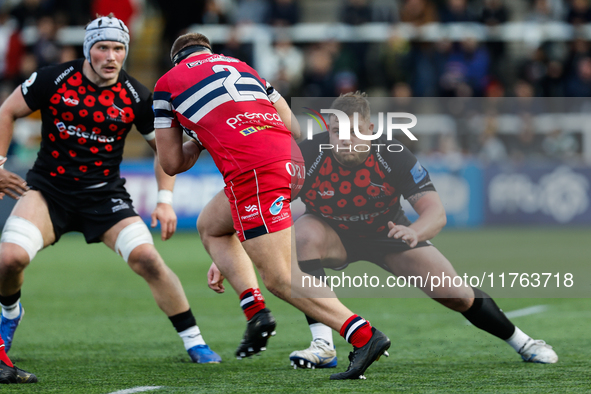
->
xmin=121 ymin=157 xmax=224 ymax=229
xmin=485 ymin=165 xmax=591 ymax=225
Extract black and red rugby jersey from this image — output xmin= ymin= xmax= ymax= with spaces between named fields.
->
xmin=21 ymin=59 xmax=153 ymax=189
xmin=298 ymin=132 xmax=436 ymax=235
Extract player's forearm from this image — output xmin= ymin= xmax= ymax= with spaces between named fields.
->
xmin=273 ymin=97 xmax=301 ymax=140
xmin=154 ymin=154 xmax=175 ymax=192
xmin=409 ymin=205 xmax=447 ymax=242
xmin=0 ymin=109 xmax=16 ymax=156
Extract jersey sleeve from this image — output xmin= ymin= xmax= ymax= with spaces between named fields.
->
xmin=20 ymin=68 xmax=53 ymax=111
xmin=153 ymin=75 xmax=180 ymax=129
xmin=386 ymin=141 xmax=436 ymax=199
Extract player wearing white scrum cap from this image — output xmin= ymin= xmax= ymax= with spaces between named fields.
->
xmin=0 ymin=14 xmax=222 ymax=366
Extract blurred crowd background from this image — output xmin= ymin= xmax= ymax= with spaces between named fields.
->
xmin=1 ymin=0 xmax=591 ymax=166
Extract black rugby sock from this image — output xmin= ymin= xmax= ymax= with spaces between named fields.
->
xmin=169 ymin=308 xmax=197 ymax=332
xmin=462 ymin=288 xmax=515 ymax=340
xmin=299 ymin=259 xmax=326 ymax=326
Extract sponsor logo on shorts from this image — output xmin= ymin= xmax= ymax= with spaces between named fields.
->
xmin=240 ymin=212 xmax=260 ymax=221
xmin=245 ymin=205 xmax=258 ymax=212
xmin=111 ymin=198 xmax=130 ymax=213
xmin=269 ymin=196 xmax=285 ymax=215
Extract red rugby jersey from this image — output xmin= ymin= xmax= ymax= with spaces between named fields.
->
xmin=154 ymin=53 xmax=292 ymax=182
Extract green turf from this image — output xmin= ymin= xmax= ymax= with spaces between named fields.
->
xmin=2 ymin=228 xmax=590 ymax=393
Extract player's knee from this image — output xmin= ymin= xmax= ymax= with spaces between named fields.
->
xmin=127 ymin=245 xmax=165 ymax=281
xmin=0 ymin=216 xmax=44 ymax=266
xmin=0 ymin=243 xmax=31 ymax=273
xmin=114 ymin=221 xmax=154 ymax=263
xmin=295 ymin=226 xmax=325 ymax=257
xmin=260 ymin=272 xmax=290 ymax=300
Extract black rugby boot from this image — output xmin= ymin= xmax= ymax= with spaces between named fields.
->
xmin=330 ymin=328 xmax=391 ymax=380
xmin=236 ymin=308 xmax=276 ymax=359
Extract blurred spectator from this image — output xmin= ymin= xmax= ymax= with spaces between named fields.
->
xmin=391 ymin=81 xmax=413 ymax=97
xmin=375 ymin=29 xmax=411 ymax=88
xmin=540 ymin=60 xmax=565 ymax=96
xmin=334 ymin=71 xmax=358 ymax=95
xmin=301 ymin=45 xmax=335 ymax=96
xmin=53 ymin=0 xmax=91 ymax=26
xmin=233 ymin=0 xmax=270 ymax=24
xmin=32 ymin=15 xmax=60 ymax=68
xmin=0 ymin=7 xmax=24 ymax=83
xmin=565 ymin=56 xmax=591 ymax=96
xmin=59 ymin=45 xmax=78 ymax=63
xmin=439 ymin=39 xmax=490 ymax=96
xmin=341 ymin=0 xmax=373 ymax=25
xmin=507 ymin=115 xmax=542 ymax=163
xmin=480 ymin=0 xmax=508 ymax=26
xmin=439 ymin=0 xmax=477 ymax=23
xmin=519 ymin=47 xmax=547 ymax=96
xmin=10 ymin=0 xmax=51 ymax=30
xmin=478 ymin=116 xmax=508 ymax=164
xmin=220 ymin=27 xmax=253 ymax=65
xmin=268 ymin=0 xmax=299 ymax=26
xmin=399 ymin=0 xmax=438 ymax=26
xmin=202 ymin=0 xmax=231 ymax=24
xmin=567 ymin=0 xmax=591 ymax=25
xmin=408 ymin=41 xmax=446 ymax=96
xmin=542 ymin=129 xmax=579 ymax=159
xmin=258 ymin=33 xmax=304 ymax=91
xmin=527 ymin=0 xmax=553 ymax=22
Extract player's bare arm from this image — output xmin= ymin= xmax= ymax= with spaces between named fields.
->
xmin=207 ymin=262 xmax=226 ymax=293
xmin=155 ymin=126 xmax=203 ymax=176
xmin=273 ymin=96 xmax=301 ymax=140
xmin=388 ymin=190 xmax=446 ymax=247
xmin=0 ymin=87 xmax=34 ymax=156
xmin=146 ymin=138 xmax=178 ymax=241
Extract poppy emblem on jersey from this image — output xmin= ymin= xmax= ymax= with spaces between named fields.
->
xmin=269 ymin=196 xmax=285 ymax=215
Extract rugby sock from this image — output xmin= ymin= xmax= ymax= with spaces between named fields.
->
xmin=0 ymin=290 xmax=21 ymax=319
xmin=240 ymin=288 xmax=266 ymax=321
xmin=461 ymin=288 xmax=515 ymax=340
xmin=506 ymin=327 xmax=533 ymax=353
xmin=0 ymin=341 xmax=13 ymax=367
xmin=300 ymin=260 xmax=334 ymax=346
xmin=310 ymin=322 xmax=334 ymax=348
xmin=340 ymin=314 xmax=373 ymax=348
xmin=169 ymin=309 xmax=206 ymax=349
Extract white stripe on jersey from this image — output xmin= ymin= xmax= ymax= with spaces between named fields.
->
xmin=188 ymin=93 xmax=233 ymax=123
xmin=176 ymin=79 xmax=225 ymax=114
xmin=153 ymin=99 xmax=172 ymax=110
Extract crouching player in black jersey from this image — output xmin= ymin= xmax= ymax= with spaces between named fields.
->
xmin=207 ymin=92 xmax=557 ymax=372
xmin=0 ymin=15 xmax=220 ymax=364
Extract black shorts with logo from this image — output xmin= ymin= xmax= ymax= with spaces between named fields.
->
xmin=331 ymin=211 xmax=433 ymax=272
xmin=27 ymin=171 xmax=139 ymax=244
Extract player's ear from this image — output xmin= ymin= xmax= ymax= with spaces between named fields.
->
xmin=368 ymin=122 xmax=374 ymax=134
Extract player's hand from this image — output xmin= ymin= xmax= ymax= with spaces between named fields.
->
xmin=151 ymin=203 xmax=177 ymax=241
xmin=387 ymin=221 xmax=418 ymax=248
xmin=208 ymin=262 xmax=225 ymax=293
xmin=0 ymin=163 xmax=29 ymax=200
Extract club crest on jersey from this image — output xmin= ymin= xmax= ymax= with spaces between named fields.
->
xmin=269 ymin=196 xmax=285 ymax=215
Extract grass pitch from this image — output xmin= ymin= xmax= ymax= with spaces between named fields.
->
xmin=2 ymin=227 xmax=590 ymax=393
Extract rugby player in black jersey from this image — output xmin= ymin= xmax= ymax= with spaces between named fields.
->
xmin=205 ymin=92 xmax=558 ymax=373
xmin=0 ymin=15 xmax=220 ymax=364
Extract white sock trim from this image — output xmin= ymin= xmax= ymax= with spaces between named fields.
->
xmin=506 ymin=327 xmax=532 ymax=353
xmin=309 ymin=323 xmax=334 ymax=348
xmin=1 ymin=300 xmax=20 ymax=319
xmin=179 ymin=326 xmax=206 ymax=350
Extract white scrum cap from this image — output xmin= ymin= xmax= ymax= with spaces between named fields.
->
xmin=83 ymin=15 xmax=130 ymax=64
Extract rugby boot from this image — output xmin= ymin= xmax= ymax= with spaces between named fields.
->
xmin=0 ymin=361 xmax=37 ymax=384
xmin=290 ymin=339 xmax=337 ymax=369
xmin=187 ymin=344 xmax=222 ymax=364
xmin=519 ymin=338 xmax=558 ymax=364
xmin=0 ymin=303 xmax=23 ymax=352
xmin=330 ymin=328 xmax=391 ymax=380
xmin=15 ymin=366 xmax=38 ymax=383
xmin=236 ymin=308 xmax=276 ymax=359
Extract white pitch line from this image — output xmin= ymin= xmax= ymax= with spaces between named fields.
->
xmin=107 ymin=386 xmax=163 ymax=394
xmin=466 ymin=304 xmax=548 ymax=325
xmin=504 ymin=304 xmax=548 ymax=319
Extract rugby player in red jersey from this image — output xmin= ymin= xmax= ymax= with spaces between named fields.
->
xmin=207 ymin=92 xmax=558 ymax=371
xmin=0 ymin=15 xmax=221 ymax=365
xmin=0 ymin=160 xmax=36 ymax=383
xmin=154 ymin=33 xmax=391 ymax=380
